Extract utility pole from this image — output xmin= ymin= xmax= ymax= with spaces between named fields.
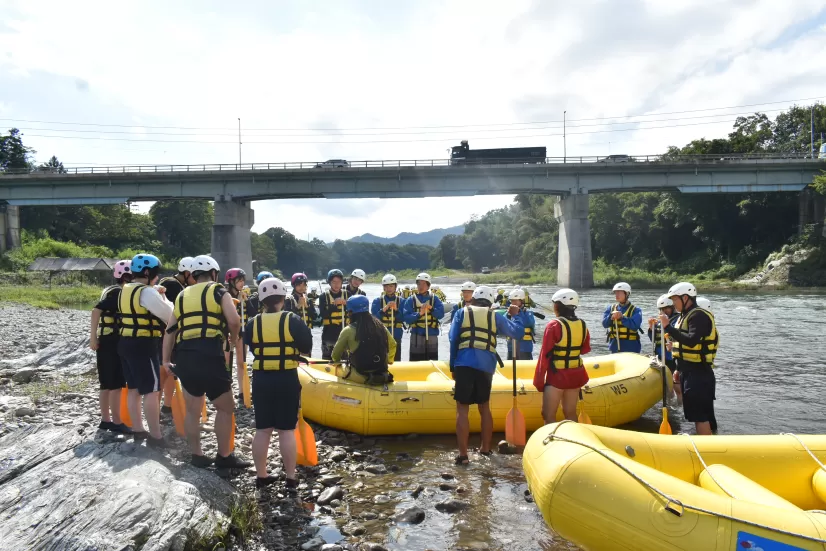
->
xmin=811 ymin=106 xmax=815 ymax=159
xmin=238 ymin=118 xmax=242 ymax=167
xmin=563 ymin=110 xmax=567 ymax=163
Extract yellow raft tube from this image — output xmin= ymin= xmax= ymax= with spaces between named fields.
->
xmin=297 ymin=352 xmax=666 ymax=435
xmin=523 ymin=421 xmax=826 ymax=551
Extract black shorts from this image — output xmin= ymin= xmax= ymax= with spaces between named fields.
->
xmin=118 ymin=337 xmax=161 ymax=396
xmin=409 ymin=332 xmax=438 ymax=362
xmin=680 ymin=362 xmax=717 ymax=424
xmin=252 ymin=369 xmax=301 ymax=430
xmin=453 ymin=365 xmax=494 ymax=405
xmin=174 ymin=339 xmax=232 ymax=401
xmin=96 ymin=335 xmax=125 ymax=390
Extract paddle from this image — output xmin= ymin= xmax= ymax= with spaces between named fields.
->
xmin=171 ymin=378 xmax=186 ymax=437
xmin=614 ymin=320 xmax=621 ymax=352
xmin=295 ymin=408 xmax=318 ymax=466
xmin=577 ymin=389 xmax=592 ymax=424
xmin=424 ymin=298 xmax=430 ymax=361
xmin=505 ymin=338 xmax=526 ymax=446
xmin=120 ymin=386 xmax=132 ymax=427
xmin=201 ymin=397 xmax=208 ymax=423
xmin=240 ymin=298 xmax=252 ymax=409
xmin=658 ymin=321 xmax=672 ymax=435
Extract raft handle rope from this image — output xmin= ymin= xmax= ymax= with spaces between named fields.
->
xmin=781 ymin=432 xmax=826 ymax=472
xmin=540 ymin=421 xmax=826 ymax=546
xmin=684 ymin=433 xmax=736 ymax=499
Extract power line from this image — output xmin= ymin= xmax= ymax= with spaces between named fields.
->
xmin=2 ymin=95 xmax=822 ymax=132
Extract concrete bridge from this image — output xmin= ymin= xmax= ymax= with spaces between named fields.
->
xmin=1 ymin=154 xmax=821 ymax=287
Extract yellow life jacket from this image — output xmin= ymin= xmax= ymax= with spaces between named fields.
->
xmin=249 ymin=311 xmax=301 ymax=371
xmin=523 ymin=324 xmax=534 ymax=342
xmin=672 ymin=307 xmax=719 ymax=366
xmin=380 ymin=295 xmax=404 ymax=329
xmin=97 ymin=285 xmax=120 ymax=337
xmin=411 ymin=293 xmax=440 ymax=330
xmin=118 ymin=283 xmax=163 ymax=338
xmin=286 ymin=293 xmax=313 ymax=327
xmin=322 ymin=290 xmax=349 ymax=326
xmin=402 ymin=288 xmax=412 ymax=299
xmin=173 ymin=282 xmax=226 ymax=343
xmin=158 ymin=276 xmax=186 ymax=303
xmin=457 ymin=306 xmax=498 ymax=352
xmin=653 ymin=314 xmax=679 ymax=346
xmin=550 ymin=317 xmax=587 ymax=370
xmin=607 ymin=303 xmax=639 ymax=341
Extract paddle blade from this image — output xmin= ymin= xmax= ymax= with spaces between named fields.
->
xmin=171 ymin=380 xmax=186 ymax=437
xmin=505 ymin=407 xmax=527 ymax=447
xmin=659 ymin=407 xmax=672 ymax=435
xmin=296 ymin=411 xmax=318 ymax=466
xmin=200 ymin=397 xmax=208 ymax=423
xmin=229 ymin=413 xmax=236 ymax=453
xmin=242 ymin=364 xmax=252 ymax=409
xmin=119 ymin=387 xmax=132 ymax=427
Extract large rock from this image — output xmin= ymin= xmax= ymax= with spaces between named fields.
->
xmin=435 ymin=498 xmax=469 ymax=514
xmin=0 ymin=335 xmax=95 ymax=376
xmin=0 ymin=424 xmax=235 ymax=551
xmin=393 ymin=506 xmax=425 ymax=524
xmin=11 ymin=367 xmax=37 ymax=383
xmin=317 ymin=486 xmax=344 ymax=505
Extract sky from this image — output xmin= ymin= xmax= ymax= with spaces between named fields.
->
xmin=2 ymin=0 xmax=826 ymax=241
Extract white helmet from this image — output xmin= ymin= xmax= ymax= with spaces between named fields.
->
xmin=696 ymin=296 xmax=712 ymax=310
xmin=472 ymin=285 xmax=495 ymax=304
xmin=432 ymin=285 xmax=440 ymax=291
xmin=509 ymin=289 xmax=526 ymax=301
xmin=461 ymin=281 xmax=476 ymax=291
xmin=190 ymin=255 xmax=220 ymax=276
xmin=381 ymin=273 xmax=397 ymax=285
xmin=551 ymin=288 xmax=579 ymax=307
xmin=351 ymin=269 xmax=366 ymax=282
xmin=258 ymin=277 xmax=287 ymax=300
xmin=612 ymin=282 xmax=631 ymax=294
xmin=656 ymin=294 xmax=673 ymax=309
xmin=416 ymin=272 xmax=432 ymax=284
xmin=178 ymin=256 xmax=194 ymax=273
xmin=404 ymin=285 xmax=411 ymax=290
xmin=667 ymin=281 xmax=697 ymax=298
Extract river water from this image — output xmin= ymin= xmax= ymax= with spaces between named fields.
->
xmin=304 ymin=283 xmax=826 ymax=551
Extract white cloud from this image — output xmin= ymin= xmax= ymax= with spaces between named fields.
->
xmin=1 ymin=0 xmax=825 ymax=239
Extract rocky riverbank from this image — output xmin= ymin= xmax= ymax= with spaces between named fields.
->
xmin=0 ymin=304 xmax=547 ymax=551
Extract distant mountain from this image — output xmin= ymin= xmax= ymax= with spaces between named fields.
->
xmin=334 ymin=225 xmax=465 ymax=247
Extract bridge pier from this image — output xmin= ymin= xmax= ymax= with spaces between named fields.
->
xmin=554 ymin=193 xmax=594 ymax=289
xmin=0 ymin=204 xmax=21 ymax=252
xmin=212 ymin=199 xmax=254 ymax=280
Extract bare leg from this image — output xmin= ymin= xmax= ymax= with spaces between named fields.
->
xmin=456 ymin=403 xmax=470 ymax=457
xmin=478 ymin=401 xmax=493 ymax=453
xmin=542 ymin=386 xmax=564 ymax=425
xmin=99 ymin=390 xmax=111 ymax=422
xmin=109 ymin=389 xmax=122 ymax=425
xmin=278 ymin=429 xmax=297 ymax=480
xmin=183 ymin=391 xmax=204 ymax=455
xmin=696 ymin=421 xmax=712 ymax=436
xmin=561 ymin=390 xmax=579 ymax=421
xmin=128 ymin=388 xmax=145 ymax=432
xmin=212 ymin=391 xmax=235 ymax=457
xmin=143 ymin=391 xmax=162 ymax=439
xmin=252 ymin=428 xmax=273 ymax=478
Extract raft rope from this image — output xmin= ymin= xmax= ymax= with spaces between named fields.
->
xmin=541 ymin=421 xmax=826 ymax=546
xmin=684 ymin=434 xmax=736 ymax=499
xmin=782 ymin=432 xmax=826 ymax=473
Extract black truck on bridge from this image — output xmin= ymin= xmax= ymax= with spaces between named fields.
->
xmin=450 ymin=140 xmax=546 ymax=165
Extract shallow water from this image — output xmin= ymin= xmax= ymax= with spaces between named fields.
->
xmin=305 ymin=283 xmax=826 ymax=550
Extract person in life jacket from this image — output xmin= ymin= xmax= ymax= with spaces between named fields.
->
xmin=696 ymin=296 xmax=712 ymax=310
xmin=159 ymin=257 xmax=195 ymax=304
xmin=402 ymin=272 xmax=445 ymax=361
xmin=402 ymin=285 xmax=412 ymax=299
xmin=308 ymin=286 xmax=320 ymax=301
xmin=495 ymin=288 xmax=508 ymax=306
xmin=244 ymin=277 xmax=312 ymax=491
xmin=117 ymin=253 xmax=173 ymax=448
xmin=532 ymin=288 xmax=592 ymax=425
xmin=371 ymin=273 xmax=403 ymax=362
xmin=601 ymin=282 xmax=643 ymax=353
xmin=431 ymin=285 xmax=447 ymax=302
xmin=89 ymin=259 xmax=134 ymax=434
xmin=245 ymin=271 xmax=274 ymax=321
xmin=225 ymin=267 xmax=251 ymax=403
xmin=319 ymin=269 xmax=349 ymax=360
xmin=506 ymin=289 xmax=536 ymax=361
xmin=161 ymin=255 xmax=250 ymax=470
xmin=333 ymin=295 xmax=397 ymax=385
xmin=449 ymin=285 xmax=523 ymax=465
xmin=661 ymin=281 xmax=719 ymax=435
xmin=648 ymin=294 xmax=680 ymax=401
xmin=284 ymin=272 xmax=318 ymax=355
xmin=344 ymin=269 xmax=367 ymax=297
xmin=451 ymin=281 xmax=476 ymax=322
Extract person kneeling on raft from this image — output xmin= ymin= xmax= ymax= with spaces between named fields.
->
xmin=449 ymin=285 xmax=524 ymax=465
xmin=332 ymin=295 xmax=397 ymax=385
xmin=162 ymin=255 xmax=250 ymax=469
xmin=244 ymin=277 xmax=313 ymax=490
xmin=533 ymin=288 xmax=591 ymax=425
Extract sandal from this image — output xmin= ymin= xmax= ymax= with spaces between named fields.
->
xmin=454 ymin=455 xmax=469 ymax=465
xmin=479 ymin=450 xmax=493 ymax=457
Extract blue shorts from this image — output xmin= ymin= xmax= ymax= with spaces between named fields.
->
xmin=118 ymin=337 xmax=161 ymax=396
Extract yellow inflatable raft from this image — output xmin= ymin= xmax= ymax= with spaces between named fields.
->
xmin=297 ymin=352 xmax=666 ymax=435
xmin=523 ymin=422 xmax=826 ymax=551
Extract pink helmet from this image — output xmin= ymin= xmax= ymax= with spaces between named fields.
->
xmin=114 ymin=259 xmax=132 ymax=280
xmin=224 ymin=267 xmax=246 ymax=284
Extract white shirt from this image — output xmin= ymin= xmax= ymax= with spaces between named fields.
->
xmin=139 ymin=285 xmax=173 ymax=324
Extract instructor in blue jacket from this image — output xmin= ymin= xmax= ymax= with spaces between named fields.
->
xmin=601 ymin=282 xmax=642 ymax=354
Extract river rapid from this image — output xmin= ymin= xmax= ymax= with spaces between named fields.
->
xmin=304 ymin=283 xmax=826 ymax=551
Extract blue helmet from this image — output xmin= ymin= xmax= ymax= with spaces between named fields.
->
xmin=327 ymin=269 xmax=344 ymax=283
xmin=256 ymin=271 xmax=274 ymax=284
xmin=130 ymin=253 xmax=161 ymax=274
xmin=346 ymin=295 xmax=369 ymax=314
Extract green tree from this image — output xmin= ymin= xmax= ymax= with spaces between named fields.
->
xmin=251 ymin=231 xmax=278 ymax=272
xmin=149 ymin=200 xmax=213 ymax=258
xmin=0 ymin=128 xmax=33 ymax=171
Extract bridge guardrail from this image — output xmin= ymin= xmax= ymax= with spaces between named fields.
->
xmin=0 ymin=153 xmax=820 ymax=176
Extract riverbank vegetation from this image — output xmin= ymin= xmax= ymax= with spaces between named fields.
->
xmin=0 ymin=284 xmax=100 ymax=309
xmin=2 ymin=103 xmax=825 ymax=288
